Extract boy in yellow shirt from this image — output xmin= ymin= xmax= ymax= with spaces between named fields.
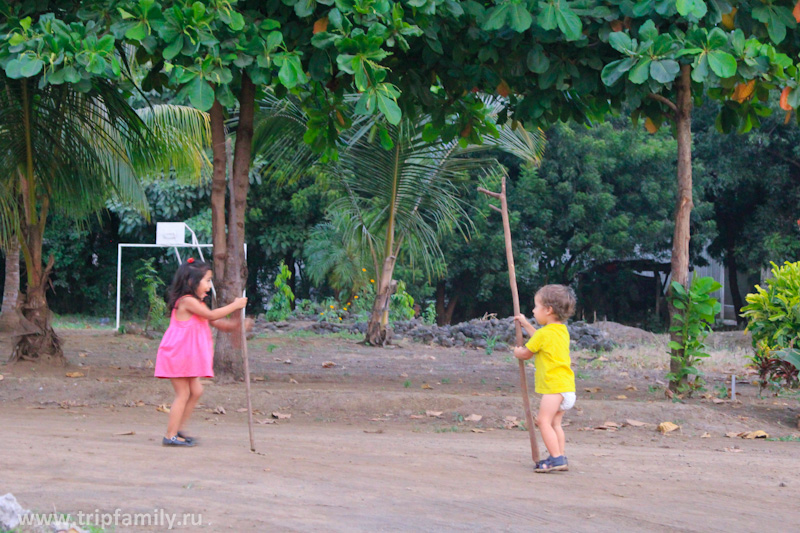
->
xmin=513 ymin=284 xmax=576 ymax=473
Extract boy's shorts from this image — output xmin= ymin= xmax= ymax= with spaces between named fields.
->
xmin=559 ymin=392 xmax=576 ymax=411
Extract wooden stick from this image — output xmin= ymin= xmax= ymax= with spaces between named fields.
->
xmin=479 ymin=176 xmax=540 ymax=463
xmin=241 ymin=307 xmax=255 ymax=452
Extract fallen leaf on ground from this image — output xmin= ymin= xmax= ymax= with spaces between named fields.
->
xmin=284 ymin=359 xmax=292 ymax=364
xmin=601 ymin=421 xmax=620 ymax=428
xmin=256 ymin=419 xmax=276 ymax=425
xmin=425 ymin=411 xmax=443 ymax=418
xmin=213 ymin=406 xmax=226 ymax=415
xmin=615 ymin=395 xmax=627 ymax=400
xmin=322 ymin=361 xmax=336 ymax=368
xmin=421 ymin=383 xmax=433 ymax=389
xmin=725 ymin=432 xmax=740 ymax=438
xmin=236 ymin=408 xmax=248 ymax=413
xmin=0 ymin=374 xmax=3 ymax=381
xmin=145 ymin=359 xmax=154 ymax=368
xmin=114 ymin=431 xmax=135 ymax=436
xmin=369 ymin=418 xmax=388 ymax=422
xmin=740 ymin=430 xmax=769 ymax=439
xmin=399 ymin=373 xmax=408 ymax=377
xmin=252 ymin=376 xmax=265 ymax=382
xmin=65 ymin=372 xmax=85 ymax=378
xmin=272 ymin=412 xmax=291 ymax=419
xmin=712 ymin=398 xmax=728 ymax=404
xmin=723 ymin=447 xmax=744 ymax=453
xmin=657 ymin=421 xmax=680 ymax=434
xmin=289 ymin=378 xmax=298 ymax=384
xmin=78 ymin=352 xmax=88 ymax=358
xmin=701 ymin=432 xmax=711 ymax=438
xmin=625 ymin=385 xmax=637 ymax=391
xmin=597 ymin=356 xmax=609 ymax=362
xmin=593 ymin=452 xmax=611 ymax=457
xmin=156 ymin=404 xmax=170 ymax=413
xmin=625 ymin=419 xmax=647 ymax=427
xmin=471 ymin=428 xmax=485 ymax=433
xmin=465 ymin=414 xmax=483 ymax=422
xmin=410 ymin=415 xmax=424 ymax=419
xmin=584 ymin=387 xmax=601 ymax=393
xmin=364 ymin=429 xmax=384 ymax=434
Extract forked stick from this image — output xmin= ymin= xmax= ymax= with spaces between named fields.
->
xmin=478 ymin=177 xmax=540 ymax=463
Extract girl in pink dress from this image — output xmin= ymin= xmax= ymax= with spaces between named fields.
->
xmin=155 ymin=258 xmax=248 ymax=447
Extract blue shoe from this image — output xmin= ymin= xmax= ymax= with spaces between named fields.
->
xmin=535 ymin=455 xmax=568 ymax=473
xmin=177 ymin=431 xmax=197 ymax=444
xmin=162 ymin=436 xmax=196 ymax=447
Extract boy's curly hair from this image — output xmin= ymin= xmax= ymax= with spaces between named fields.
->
xmin=536 ymin=284 xmax=576 ymax=322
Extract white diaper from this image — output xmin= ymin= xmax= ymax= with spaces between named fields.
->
xmin=559 ymin=392 xmax=576 ymax=411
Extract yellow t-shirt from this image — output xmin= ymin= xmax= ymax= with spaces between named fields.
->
xmin=524 ymin=323 xmax=574 ymax=394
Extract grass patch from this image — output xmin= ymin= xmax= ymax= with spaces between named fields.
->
xmin=53 ymin=314 xmax=115 ymax=330
xmin=434 ymin=426 xmax=460 ymax=433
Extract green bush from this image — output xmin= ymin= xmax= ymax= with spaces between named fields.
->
xmin=390 ymin=280 xmax=416 ymax=321
xmin=136 ymin=258 xmax=169 ymax=332
xmin=266 ymin=261 xmax=295 ymax=322
xmin=666 ymin=276 xmax=721 ymax=396
xmin=742 ymin=261 xmax=800 ymax=389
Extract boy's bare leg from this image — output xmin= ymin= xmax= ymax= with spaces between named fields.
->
xmin=552 ymin=409 xmax=566 ymax=457
xmin=537 ymin=394 xmax=563 ymax=458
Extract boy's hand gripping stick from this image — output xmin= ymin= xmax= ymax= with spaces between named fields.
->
xmin=478 ymin=176 xmax=541 ymax=463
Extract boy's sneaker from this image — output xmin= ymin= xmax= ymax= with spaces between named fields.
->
xmin=534 ymin=455 xmax=568 ymax=473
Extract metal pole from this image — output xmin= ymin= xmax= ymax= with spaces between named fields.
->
xmin=242 ymin=305 xmax=255 ymax=452
xmin=479 ymin=176 xmax=540 ymax=463
xmin=115 ymin=244 xmax=122 ymax=330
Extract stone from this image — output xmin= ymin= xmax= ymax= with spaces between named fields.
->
xmin=0 ymin=493 xmax=29 ymax=530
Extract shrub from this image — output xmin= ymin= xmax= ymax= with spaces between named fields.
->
xmin=266 ymin=261 xmax=295 ymax=322
xmin=742 ymin=261 xmax=800 ymax=390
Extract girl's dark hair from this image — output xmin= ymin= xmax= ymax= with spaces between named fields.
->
xmin=167 ymin=260 xmax=212 ymax=310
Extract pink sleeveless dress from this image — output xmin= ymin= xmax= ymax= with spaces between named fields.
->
xmin=154 ymin=297 xmax=214 ymax=378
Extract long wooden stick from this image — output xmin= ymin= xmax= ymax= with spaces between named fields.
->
xmin=241 ymin=307 xmax=255 ymax=452
xmin=479 ymin=177 xmax=540 ymax=463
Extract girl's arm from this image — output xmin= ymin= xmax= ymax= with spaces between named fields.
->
xmin=211 ymin=317 xmax=254 ymax=332
xmin=179 ymin=297 xmax=247 ymax=322
xmin=514 ymin=314 xmax=537 ymax=337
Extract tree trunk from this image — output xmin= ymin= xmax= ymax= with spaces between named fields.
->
xmin=435 ymin=280 xmax=459 ymax=326
xmin=366 ymin=254 xmax=398 ymax=345
xmin=668 ymin=65 xmax=694 ymax=391
xmin=725 ymin=242 xmax=745 ymax=327
xmin=0 ymin=238 xmax=21 ymax=332
xmin=213 ymin=74 xmax=255 ymax=381
xmin=210 ymin=99 xmax=228 ymax=297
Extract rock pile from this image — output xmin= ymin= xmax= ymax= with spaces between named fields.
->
xmin=303 ymin=316 xmax=616 ymax=352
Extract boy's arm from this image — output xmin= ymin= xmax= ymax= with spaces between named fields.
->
xmin=513 ymin=314 xmax=537 ymax=337
xmin=513 ymin=345 xmax=534 ymax=361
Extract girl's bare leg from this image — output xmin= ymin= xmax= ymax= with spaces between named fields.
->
xmin=178 ymin=377 xmax=204 ymax=432
xmin=166 ymin=378 xmax=190 ymax=439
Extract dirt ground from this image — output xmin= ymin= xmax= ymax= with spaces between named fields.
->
xmin=1 ymin=325 xmax=799 ymax=532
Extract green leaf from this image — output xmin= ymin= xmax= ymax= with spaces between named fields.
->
xmin=527 ymin=46 xmax=550 ymax=74
xmin=509 ymin=4 xmax=533 ymax=32
xmin=767 ymin=11 xmax=787 ymax=44
xmin=628 ymin=59 xmax=652 ymax=84
xmin=600 ymin=57 xmax=636 ymax=86
xmin=377 ymin=92 xmax=401 ymax=125
xmin=5 ymin=59 xmax=23 ymax=79
xmin=555 ymin=2 xmax=582 ymax=41
xmin=639 ymin=19 xmax=658 ymax=42
xmin=125 ymin=21 xmax=148 ymax=41
xmin=609 ymin=31 xmax=633 ymax=54
xmin=538 ymin=2 xmax=557 ymax=31
xmin=482 ymin=4 xmax=510 ymax=31
xmin=650 ymin=59 xmax=679 ymax=83
xmin=186 ymin=76 xmax=214 ymax=111
xmin=671 ymin=300 xmax=686 ymax=309
xmin=164 ymin=37 xmax=183 ymax=60
xmin=691 ymin=54 xmax=709 ymax=82
xmin=707 ymin=50 xmax=736 ymax=78
xmin=668 ymin=341 xmax=685 ymax=351
xmin=707 ymin=27 xmax=727 ymax=49
xmin=20 ymin=57 xmax=44 ymax=77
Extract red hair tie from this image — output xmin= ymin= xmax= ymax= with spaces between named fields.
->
xmin=187 ymin=258 xmax=194 ymax=264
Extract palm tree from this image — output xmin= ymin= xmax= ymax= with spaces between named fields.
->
xmin=251 ymin=93 xmax=545 ymax=344
xmin=0 ymin=76 xmax=210 ymax=363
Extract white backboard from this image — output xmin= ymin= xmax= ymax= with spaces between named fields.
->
xmin=156 ymin=222 xmax=186 ymax=245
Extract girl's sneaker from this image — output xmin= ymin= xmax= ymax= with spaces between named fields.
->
xmin=534 ymin=455 xmax=568 ymax=473
xmin=162 ymin=436 xmax=196 ymax=447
